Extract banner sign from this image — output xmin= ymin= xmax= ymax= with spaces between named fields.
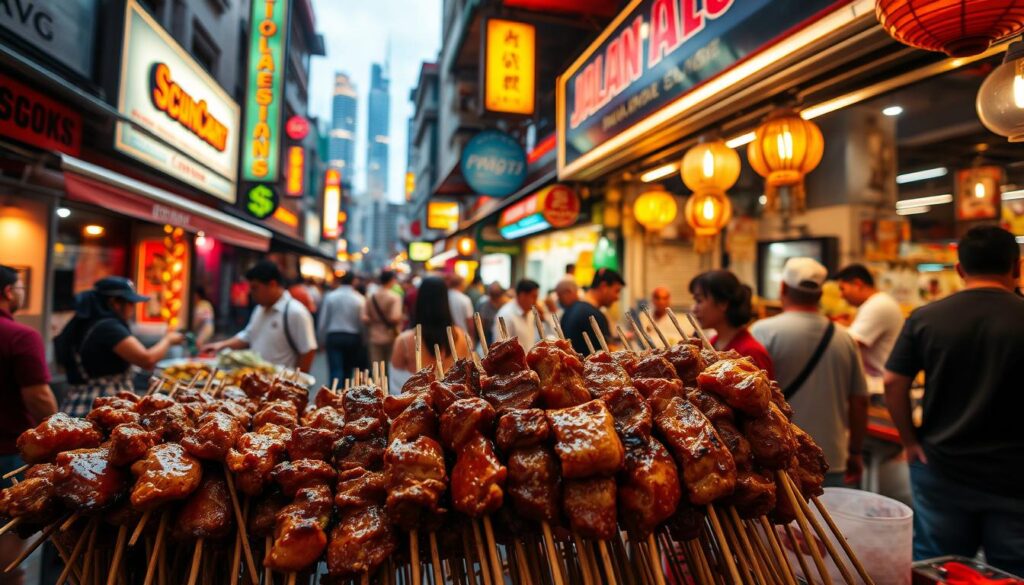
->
xmin=115 ymin=0 xmax=240 ymax=202
xmin=286 ymin=146 xmax=304 ymax=196
xmin=322 ymin=169 xmax=341 ymax=239
xmin=483 ymin=18 xmax=535 ymax=116
xmin=427 ymin=201 xmax=460 ymax=231
xmin=0 ymin=73 xmax=81 ymax=155
xmin=498 ymin=184 xmax=580 ymax=239
xmin=460 ymin=130 xmax=527 ymax=197
xmin=557 ymin=0 xmax=837 ymax=174
xmin=0 ymin=0 xmax=96 ymax=78
xmin=241 ymin=0 xmax=289 ymax=182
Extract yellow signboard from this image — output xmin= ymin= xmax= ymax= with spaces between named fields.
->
xmin=427 ymin=201 xmax=459 ymax=231
xmin=484 ymin=19 xmax=535 ymax=116
xmin=405 ymin=172 xmax=415 ymax=200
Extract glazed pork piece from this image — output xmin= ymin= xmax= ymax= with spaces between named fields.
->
xmin=562 ymin=476 xmax=618 ymax=541
xmin=252 ymin=401 xmax=299 ymax=430
xmin=600 ymin=386 xmax=652 ymax=443
xmin=449 ymin=433 xmax=506 ymax=518
xmin=728 ymin=469 xmax=777 ymax=519
xmin=790 ymin=425 xmax=829 ymax=498
xmin=391 ymin=397 xmax=440 ymax=444
xmin=625 ymin=353 xmax=678 ymax=381
xmin=481 ymin=337 xmax=530 ymax=376
xmin=686 ymin=387 xmax=735 ymax=424
xmin=140 ymin=403 xmax=196 ymax=442
xmin=286 ymin=426 xmax=339 ymax=462
xmin=134 ymin=394 xmax=176 ymax=416
xmin=52 ymin=447 xmax=127 ymax=511
xmin=342 ymin=386 xmax=388 ymax=439
xmin=334 ymin=467 xmax=387 ymax=510
xmin=17 ymin=414 xmax=103 ymax=464
xmin=383 ymin=435 xmax=447 ymax=529
xmin=581 ymin=352 xmax=634 ymax=400
xmin=333 ymin=434 xmax=386 ymax=472
xmin=225 ymin=423 xmax=292 ymax=496
xmin=107 ymin=423 xmax=161 ymax=467
xmin=440 ymin=397 xmax=495 ymax=452
xmin=239 ymin=372 xmax=272 ymax=399
xmin=173 ymin=468 xmax=233 ymax=539
xmin=0 ymin=465 xmax=60 ymax=524
xmin=266 ymin=484 xmax=333 ymax=571
xmin=769 ymin=381 xmax=794 ymax=420
xmin=270 ymin=459 xmax=337 ymax=497
xmin=442 ymin=358 xmax=481 ymax=394
xmin=328 ymin=504 xmax=397 ymax=576
xmin=313 ymin=385 xmax=344 ymax=410
xmin=248 ymin=492 xmax=289 ymax=537
xmin=527 ymin=339 xmax=591 ymax=409
xmin=304 ymin=406 xmax=346 ymax=433
xmin=657 ymin=343 xmax=707 ymax=385
xmin=495 ymin=408 xmax=550 ymax=451
xmin=480 ymin=370 xmax=541 ymax=413
xmin=546 ymin=400 xmax=625 ymax=479
xmin=697 ymin=357 xmax=771 ymax=416
xmin=86 ymin=405 xmax=140 ymax=432
xmin=264 ymin=379 xmax=309 ymax=412
xmin=129 ymin=443 xmax=202 ymax=509
xmin=181 ymin=411 xmax=244 ymax=462
xmin=713 ymin=419 xmax=752 ymax=470
xmin=654 ymin=397 xmax=736 ymax=505
xmin=633 ymin=377 xmax=687 ymax=415
xmin=742 ymin=403 xmax=798 ymax=470
xmin=383 ymin=366 xmax=437 ymax=418
xmin=665 ymin=502 xmax=706 ymax=542
xmin=617 ymin=436 xmax=681 ymax=537
xmin=505 ymin=445 xmax=560 ymax=524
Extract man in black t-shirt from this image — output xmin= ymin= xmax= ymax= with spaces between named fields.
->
xmin=885 ymin=226 xmax=1024 ymax=574
xmin=561 ymin=268 xmax=625 ymax=354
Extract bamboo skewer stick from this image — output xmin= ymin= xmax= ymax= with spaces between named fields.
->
xmin=105 ymin=524 xmax=129 ymax=585
xmin=589 ymin=316 xmax=611 ymax=352
xmin=705 ymin=505 xmax=743 ymax=585
xmin=760 ymin=517 xmax=799 ymax=585
xmin=230 ymin=526 xmax=243 ymax=585
xmin=777 ymin=471 xmax=833 ymax=585
xmin=784 ymin=524 xmax=815 ymax=585
xmin=783 ymin=474 xmax=857 ymax=585
xmin=646 ymin=533 xmax=668 ymax=585
xmin=286 ymin=573 xmax=296 ymax=585
xmin=1 ymin=464 xmax=27 ymax=480
xmin=582 ymin=331 xmax=596 ymax=354
xmin=573 ymin=535 xmax=594 ymax=585
xmin=482 ymin=516 xmax=504 ymax=585
xmin=429 ymin=529 xmax=444 ymax=585
xmin=224 ymin=468 xmax=260 ymax=585
xmin=129 ymin=509 xmax=153 ymax=547
xmin=628 ymin=311 xmax=656 ymax=350
xmin=0 ymin=517 xmax=21 ymax=537
xmin=641 ymin=305 xmax=670 ymax=348
xmin=665 ymin=308 xmax=690 ymax=342
xmin=618 ymin=324 xmax=642 ymax=351
xmin=497 ymin=317 xmax=509 ymax=340
xmin=433 ymin=345 xmax=445 ymax=377
xmin=718 ymin=506 xmax=758 ymax=584
xmin=56 ymin=519 xmax=94 ymax=585
xmin=80 ymin=516 xmax=99 ymax=585
xmin=470 ymin=521 xmax=493 ymax=585
xmin=409 ymin=527 xmax=421 ymax=585
xmin=186 ymin=539 xmax=203 ymax=585
xmin=635 ymin=538 xmax=657 ymax=585
xmin=598 ymin=540 xmax=619 ymax=585
xmin=541 ymin=520 xmax=566 ymax=585
xmin=4 ymin=514 xmax=64 ymax=572
xmin=726 ymin=507 xmax=766 ymax=585
xmin=685 ymin=312 xmax=715 ymax=353
xmin=810 ymin=496 xmax=875 ymax=585
xmin=264 ymin=536 xmax=273 ymax=585
xmin=474 ymin=314 xmax=488 ymax=357
xmin=746 ymin=520 xmax=783 ymax=585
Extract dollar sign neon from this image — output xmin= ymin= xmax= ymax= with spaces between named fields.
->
xmin=247 ymin=185 xmax=277 ymax=219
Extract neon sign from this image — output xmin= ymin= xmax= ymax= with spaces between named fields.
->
xmin=242 ymin=0 xmax=289 ymax=181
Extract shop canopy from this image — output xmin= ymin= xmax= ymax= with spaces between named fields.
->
xmin=60 ymin=154 xmax=272 ymax=251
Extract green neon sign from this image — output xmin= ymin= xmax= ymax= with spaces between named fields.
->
xmin=241 ymin=0 xmax=289 ymax=182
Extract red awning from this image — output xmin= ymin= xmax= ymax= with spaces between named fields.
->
xmin=61 ymin=155 xmax=271 ymax=251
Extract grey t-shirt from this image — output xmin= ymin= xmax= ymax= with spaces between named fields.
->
xmin=751 ymin=311 xmax=868 ymax=472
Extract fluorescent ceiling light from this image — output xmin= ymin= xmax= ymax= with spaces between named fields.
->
xmin=1017 ymin=236 xmax=1024 ymax=244
xmin=1001 ymin=189 xmax=1024 ymax=201
xmin=882 ymin=105 xmax=904 ymax=116
xmin=896 ymin=194 xmax=952 ymax=209
xmin=725 ymin=132 xmax=756 ymax=149
xmin=897 ymin=167 xmax=948 ymax=184
xmin=640 ymin=163 xmax=678 ymax=183
xmin=896 ymin=206 xmax=931 ymax=215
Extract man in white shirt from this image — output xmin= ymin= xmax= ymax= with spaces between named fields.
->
xmin=446 ymin=273 xmax=475 ymax=342
xmin=205 ymin=260 xmax=317 ymax=372
xmin=494 ymin=279 xmax=547 ymax=351
xmin=318 ymin=272 xmax=365 ymax=384
xmin=835 ymin=264 xmax=905 ymax=394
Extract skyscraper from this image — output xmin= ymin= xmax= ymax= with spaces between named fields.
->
xmin=366 ymin=62 xmax=390 ymax=201
xmin=329 ymin=72 xmax=357 ymax=188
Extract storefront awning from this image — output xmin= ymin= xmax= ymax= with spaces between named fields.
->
xmin=60 ymin=155 xmax=272 ymax=251
xmin=269 ymin=231 xmax=336 ymax=263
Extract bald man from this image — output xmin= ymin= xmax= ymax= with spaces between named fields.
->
xmin=644 ymin=286 xmax=689 ymax=344
xmin=554 ymin=278 xmax=579 ymax=314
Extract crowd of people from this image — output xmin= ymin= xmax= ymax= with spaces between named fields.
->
xmin=0 ymin=225 xmax=1020 ymax=575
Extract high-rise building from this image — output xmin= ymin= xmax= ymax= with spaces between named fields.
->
xmin=366 ymin=62 xmax=390 ymax=201
xmin=328 ymin=72 xmax=357 ymax=188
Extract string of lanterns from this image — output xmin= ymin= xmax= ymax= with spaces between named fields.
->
xmin=161 ymin=225 xmax=187 ymax=330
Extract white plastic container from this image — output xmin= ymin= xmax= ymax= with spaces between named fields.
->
xmin=781 ymin=487 xmax=913 ymax=585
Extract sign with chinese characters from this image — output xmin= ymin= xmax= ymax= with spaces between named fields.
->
xmin=286 ymin=146 xmax=305 ymax=196
xmin=498 ymin=184 xmax=580 ymax=239
xmin=115 ymin=0 xmax=239 ymax=202
xmin=483 ymin=18 xmax=535 ymax=116
xmin=322 ymin=169 xmax=341 ymax=239
xmin=245 ymin=184 xmax=279 ymax=219
xmin=460 ymin=130 xmax=527 ymax=197
xmin=0 ymin=0 xmax=96 ymax=78
xmin=557 ymin=0 xmax=837 ymax=176
xmin=241 ymin=0 xmax=289 ymax=181
xmin=427 ymin=201 xmax=460 ymax=231
xmin=539 ymin=184 xmax=581 ymax=228
xmin=0 ymin=73 xmax=81 ymax=155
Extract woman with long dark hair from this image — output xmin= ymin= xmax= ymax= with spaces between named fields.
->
xmin=390 ymin=276 xmax=470 ymax=389
xmin=689 ymin=270 xmax=775 ymax=379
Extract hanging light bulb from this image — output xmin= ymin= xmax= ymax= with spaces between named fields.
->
xmin=975 ymin=182 xmax=987 ymax=198
xmin=681 ymin=139 xmax=740 ymax=193
xmin=633 ymin=189 xmax=678 ymax=231
xmin=978 ymin=41 xmax=1024 ymax=142
xmin=747 ymin=108 xmax=824 ymax=214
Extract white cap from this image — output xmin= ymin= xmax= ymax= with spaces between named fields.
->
xmin=782 ymin=257 xmax=828 ymax=292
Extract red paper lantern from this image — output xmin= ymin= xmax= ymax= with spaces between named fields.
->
xmin=876 ymin=0 xmax=1024 ymax=57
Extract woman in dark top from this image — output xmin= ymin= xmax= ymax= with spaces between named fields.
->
xmin=55 ymin=277 xmax=183 ymax=416
xmin=689 ymin=270 xmax=775 ymax=379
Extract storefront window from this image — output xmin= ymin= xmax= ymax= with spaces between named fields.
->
xmin=52 ymin=205 xmax=131 ymax=312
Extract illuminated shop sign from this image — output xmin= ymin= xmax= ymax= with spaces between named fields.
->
xmin=427 ymin=201 xmax=460 ymax=231
xmin=242 ymin=0 xmax=289 ymax=181
xmin=286 ymin=146 xmax=305 ymax=196
xmin=484 ymin=18 xmax=536 ymax=116
xmin=115 ymin=0 xmax=239 ymax=202
xmin=322 ymin=169 xmax=341 ymax=239
xmin=498 ymin=184 xmax=580 ymax=239
xmin=557 ymin=0 xmax=837 ymax=177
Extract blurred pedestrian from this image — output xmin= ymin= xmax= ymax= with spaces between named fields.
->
xmin=229 ymin=276 xmax=250 ymax=331
xmin=56 ymin=277 xmax=184 ymax=415
xmin=401 ymin=277 xmax=418 ymax=329
xmin=466 ymin=274 xmax=485 ymax=307
xmin=885 ymin=226 xmax=1024 ymax=573
xmin=750 ymin=258 xmax=867 ymax=486
xmin=362 ymin=270 xmax=403 ymax=369
xmin=314 ymin=271 xmax=364 ymax=384
xmin=0 ymin=265 xmax=57 ymax=585
xmin=494 ymin=279 xmax=545 ymax=351
xmin=689 ymin=271 xmax=773 ymax=377
xmin=192 ymin=286 xmax=215 ymax=347
xmin=446 ymin=273 xmax=475 ymax=342
xmin=204 ymin=261 xmax=317 ymax=372
xmin=561 ymin=268 xmax=625 ymax=354
xmin=554 ymin=278 xmax=579 ymax=318
xmin=392 ymin=276 xmax=470 ymax=388
xmin=288 ymin=278 xmax=316 ymax=314
xmin=475 ymin=282 xmax=506 ymax=347
xmin=644 ymin=286 xmax=689 ymax=345
xmin=834 ymin=264 xmax=904 ymax=394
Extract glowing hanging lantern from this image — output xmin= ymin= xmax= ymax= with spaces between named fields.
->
xmin=876 ymin=0 xmax=1024 ymax=57
xmin=633 ymin=189 xmax=678 ymax=231
xmin=680 ymin=139 xmax=741 ymax=193
xmin=747 ymin=108 xmax=824 ymax=214
xmin=456 ymin=236 xmax=477 ymax=256
xmin=684 ymin=189 xmax=733 ymax=253
xmin=978 ymin=41 xmax=1024 ymax=142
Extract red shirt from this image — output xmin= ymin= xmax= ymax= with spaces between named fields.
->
xmin=711 ymin=327 xmax=776 ymax=380
xmin=0 ymin=308 xmax=50 ymax=453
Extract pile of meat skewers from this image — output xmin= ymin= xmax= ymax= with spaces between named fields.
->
xmin=0 ymin=311 xmax=873 ymax=585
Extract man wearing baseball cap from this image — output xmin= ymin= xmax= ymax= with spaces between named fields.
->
xmin=750 ymin=257 xmax=868 ymax=487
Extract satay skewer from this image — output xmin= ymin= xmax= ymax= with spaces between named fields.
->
xmin=56 ymin=518 xmax=94 ymax=585
xmin=128 ymin=509 xmax=152 ymax=547
xmin=0 ymin=517 xmax=21 ymax=536
xmin=777 ymin=471 xmax=832 ymax=585
xmin=581 ymin=331 xmax=596 ymax=354
xmin=760 ymin=517 xmax=799 ymax=585
xmin=809 ymin=496 xmax=875 ymax=585
xmin=783 ymin=473 xmax=858 ymax=585
xmin=223 ymin=466 xmax=260 ymax=585
xmin=617 ymin=324 xmax=642 ymax=352
xmin=629 ymin=311 xmax=656 ymax=350
xmin=105 ymin=524 xmax=129 ymax=585
xmin=185 ymin=538 xmax=203 ymax=585
xmin=1 ymin=465 xmax=27 ymax=480
xmin=4 ymin=514 xmax=65 ymax=572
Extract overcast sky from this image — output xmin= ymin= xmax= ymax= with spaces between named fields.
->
xmin=308 ymin=0 xmax=442 ymax=204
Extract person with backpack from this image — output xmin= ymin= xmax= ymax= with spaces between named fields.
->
xmin=55 ymin=277 xmax=183 ymax=417
xmin=750 ymin=257 xmax=868 ymax=488
xmin=203 ymin=261 xmax=317 ymax=372
xmin=361 ymin=270 xmax=403 ymax=371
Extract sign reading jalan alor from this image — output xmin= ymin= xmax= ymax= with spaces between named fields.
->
xmin=557 ymin=0 xmax=838 ymax=177
xmin=242 ymin=0 xmax=290 ymax=182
